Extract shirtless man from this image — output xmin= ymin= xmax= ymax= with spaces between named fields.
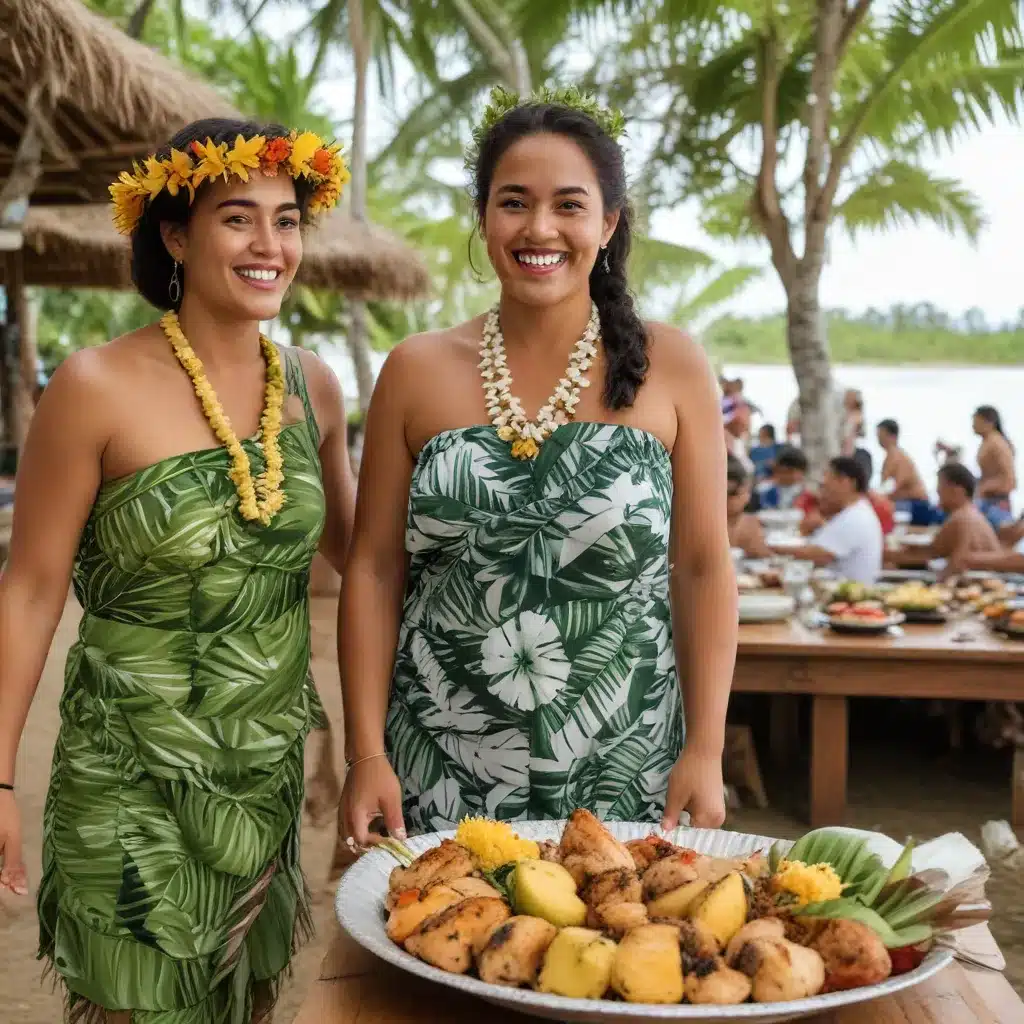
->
xmin=888 ymin=462 xmax=999 ymax=568
xmin=973 ymin=405 xmax=1016 ymax=528
xmin=877 ymin=418 xmax=932 ymax=524
xmin=727 ymin=456 xmax=771 ymax=558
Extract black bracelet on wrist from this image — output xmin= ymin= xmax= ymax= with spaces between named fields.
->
xmin=0 ymin=783 xmax=13 ymax=792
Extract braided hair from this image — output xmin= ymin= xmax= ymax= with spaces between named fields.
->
xmin=470 ymin=103 xmax=648 ymax=409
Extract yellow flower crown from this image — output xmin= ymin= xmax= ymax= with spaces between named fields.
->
xmin=109 ymin=131 xmax=350 ymax=236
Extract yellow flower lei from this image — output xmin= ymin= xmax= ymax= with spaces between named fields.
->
xmin=110 ymin=131 xmax=350 ymax=236
xmin=160 ymin=311 xmax=287 ymax=525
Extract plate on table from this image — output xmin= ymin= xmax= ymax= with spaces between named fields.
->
xmin=827 ymin=612 xmax=905 ymax=635
xmin=894 ymin=608 xmax=948 ymax=625
xmin=335 ymin=820 xmax=954 ymax=1024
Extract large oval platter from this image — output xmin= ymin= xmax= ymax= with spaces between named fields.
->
xmin=335 ymin=821 xmax=954 ymax=1024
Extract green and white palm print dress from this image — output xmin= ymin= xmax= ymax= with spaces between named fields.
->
xmin=37 ymin=348 xmax=325 ymax=1024
xmin=386 ymin=422 xmax=684 ymax=833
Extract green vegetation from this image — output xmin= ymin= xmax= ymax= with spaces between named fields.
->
xmin=703 ymin=311 xmax=1024 ymax=366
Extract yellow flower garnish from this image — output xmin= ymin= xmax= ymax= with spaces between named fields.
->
xmin=455 ymin=816 xmax=540 ymax=871
xmin=772 ymin=859 xmax=845 ymax=906
xmin=160 ymin=312 xmax=286 ymax=525
xmin=109 ymin=130 xmax=348 ymax=236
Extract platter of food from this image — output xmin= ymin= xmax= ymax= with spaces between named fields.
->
xmin=824 ymin=600 xmax=905 ymax=635
xmin=882 ymin=583 xmax=950 ymax=624
xmin=335 ymin=812 xmax=980 ymax=1023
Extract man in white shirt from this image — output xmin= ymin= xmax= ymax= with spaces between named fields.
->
xmin=769 ymin=457 xmax=883 ymax=583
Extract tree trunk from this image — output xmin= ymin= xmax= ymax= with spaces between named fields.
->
xmin=126 ymin=0 xmax=159 ymax=38
xmin=346 ymin=0 xmax=375 ymax=422
xmin=14 ymin=280 xmax=37 ymax=447
xmin=786 ymin=266 xmax=838 ymax=482
xmin=451 ymin=0 xmax=531 ymax=93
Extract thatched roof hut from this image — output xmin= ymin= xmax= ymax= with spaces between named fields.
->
xmin=0 ymin=0 xmax=240 ymax=206
xmin=1 ymin=204 xmax=431 ymax=301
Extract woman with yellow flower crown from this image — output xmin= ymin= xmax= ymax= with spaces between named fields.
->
xmin=338 ymin=88 xmax=737 ymax=851
xmin=0 ymin=118 xmax=355 ymax=1022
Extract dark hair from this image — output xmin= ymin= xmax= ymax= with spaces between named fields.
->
xmin=774 ymin=445 xmax=808 ymax=473
xmin=829 ymin=455 xmax=869 ymax=494
xmin=471 ymin=103 xmax=647 ymax=409
xmin=726 ymin=454 xmax=749 ymax=488
xmin=975 ymin=405 xmax=1014 ymax=452
xmin=130 ymin=118 xmax=314 ymax=311
xmin=938 ymin=461 xmax=976 ymax=498
xmin=877 ymin=418 xmax=899 ymax=438
xmin=758 ymin=423 xmax=777 ymax=443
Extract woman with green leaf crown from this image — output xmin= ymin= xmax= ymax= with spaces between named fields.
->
xmin=0 ymin=118 xmax=357 ymax=1022
xmin=338 ymin=87 xmax=738 ymax=850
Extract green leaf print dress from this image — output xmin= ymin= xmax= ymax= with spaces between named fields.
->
xmin=37 ymin=348 xmax=325 ymax=1024
xmin=386 ymin=422 xmax=684 ymax=833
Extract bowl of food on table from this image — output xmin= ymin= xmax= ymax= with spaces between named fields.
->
xmin=739 ymin=592 xmax=796 ymax=624
xmin=982 ymin=600 xmax=1024 ymax=640
xmin=336 ymin=810 xmax=983 ymax=1023
xmin=882 ymin=583 xmax=951 ymax=624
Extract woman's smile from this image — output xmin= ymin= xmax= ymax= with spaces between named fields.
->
xmin=234 ymin=263 xmax=285 ymax=291
xmin=513 ymin=248 xmax=570 ymax=275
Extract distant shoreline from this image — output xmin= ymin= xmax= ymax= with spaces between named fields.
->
xmin=701 ymin=313 xmax=1024 ymax=367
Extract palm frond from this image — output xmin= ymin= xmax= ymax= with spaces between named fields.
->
xmin=835 ymin=160 xmax=985 ymax=243
xmin=670 ymin=263 xmax=763 ymax=326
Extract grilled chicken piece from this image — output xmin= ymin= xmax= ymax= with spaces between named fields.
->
xmin=626 ymin=836 xmax=680 ymax=872
xmin=641 ymin=853 xmax=700 ymax=900
xmin=724 ymin=917 xmax=786 ymax=962
xmin=592 ymin=901 xmax=649 ymax=938
xmin=386 ymin=885 xmax=464 ymax=944
xmin=388 ymin=840 xmax=475 ymax=899
xmin=477 ymin=916 xmax=559 ymax=987
xmin=684 ymin=957 xmax=752 ymax=1005
xmin=810 ymin=919 xmax=892 ymax=991
xmin=445 ymin=876 xmax=504 ymax=901
xmin=655 ymin=917 xmax=720 ymax=959
xmin=404 ymin=897 xmax=511 ymax=974
xmin=581 ymin=868 xmax=642 ymax=910
xmin=559 ymin=809 xmax=635 ymax=886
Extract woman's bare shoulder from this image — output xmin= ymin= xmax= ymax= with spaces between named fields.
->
xmin=644 ymin=320 xmax=716 ymax=385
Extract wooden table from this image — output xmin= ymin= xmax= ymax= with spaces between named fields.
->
xmin=733 ymin=619 xmax=1024 ymax=827
xmin=295 ymin=924 xmax=1023 ymax=1023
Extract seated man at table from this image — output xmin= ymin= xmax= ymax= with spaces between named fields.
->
xmin=889 ymin=462 xmax=1000 ymax=569
xmin=727 ymin=456 xmax=772 ymax=557
xmin=770 ymin=456 xmax=883 ymax=583
xmin=947 ymin=524 xmax=1024 ymax=576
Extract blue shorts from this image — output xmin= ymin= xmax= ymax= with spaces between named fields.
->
xmin=895 ymin=499 xmax=940 ymax=527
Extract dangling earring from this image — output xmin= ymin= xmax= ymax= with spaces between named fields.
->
xmin=600 ymin=246 xmax=611 ymax=273
xmin=168 ymin=260 xmax=182 ymax=305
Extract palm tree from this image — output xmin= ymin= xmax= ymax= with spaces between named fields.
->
xmin=600 ymin=0 xmax=1024 ymax=471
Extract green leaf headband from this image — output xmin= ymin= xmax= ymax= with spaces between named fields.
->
xmin=466 ymin=85 xmax=627 ymax=174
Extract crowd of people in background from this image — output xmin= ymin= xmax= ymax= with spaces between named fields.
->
xmin=720 ymin=376 xmax=1023 ymax=584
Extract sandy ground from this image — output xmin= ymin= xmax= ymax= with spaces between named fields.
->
xmin=3 ymin=599 xmax=1022 ymax=1022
